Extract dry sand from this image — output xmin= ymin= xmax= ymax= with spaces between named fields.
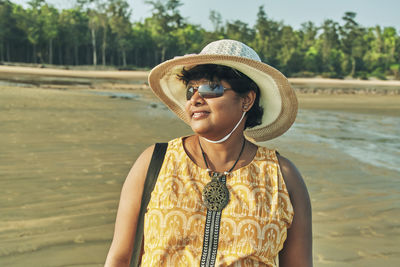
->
xmin=1 ymin=64 xmax=400 ymax=91
xmin=0 ymin=65 xmax=149 ymax=80
xmin=297 ymin=94 xmax=400 ymax=117
xmin=289 ymin=77 xmax=400 ymax=88
xmin=1 ymin=66 xmax=399 ymax=266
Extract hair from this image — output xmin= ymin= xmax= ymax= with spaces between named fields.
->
xmin=177 ymin=64 xmax=263 ymax=129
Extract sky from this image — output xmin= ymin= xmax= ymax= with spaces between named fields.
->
xmin=11 ymin=0 xmax=400 ymax=31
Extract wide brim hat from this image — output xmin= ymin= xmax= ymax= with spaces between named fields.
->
xmin=148 ymin=39 xmax=298 ymax=142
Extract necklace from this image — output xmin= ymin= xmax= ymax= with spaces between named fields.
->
xmin=199 ymin=138 xmax=246 ymax=211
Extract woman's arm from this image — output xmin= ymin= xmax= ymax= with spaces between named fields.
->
xmin=104 ymin=145 xmax=155 ymax=267
xmin=277 ymin=155 xmax=313 ymax=267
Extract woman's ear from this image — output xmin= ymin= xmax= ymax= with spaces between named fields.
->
xmin=242 ymin=90 xmax=256 ymax=112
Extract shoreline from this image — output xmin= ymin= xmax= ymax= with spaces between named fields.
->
xmin=1 ymin=65 xmax=400 ymax=94
xmin=1 ymin=65 xmax=399 ymax=116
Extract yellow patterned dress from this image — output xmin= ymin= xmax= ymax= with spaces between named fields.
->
xmin=141 ymin=137 xmax=294 ymax=266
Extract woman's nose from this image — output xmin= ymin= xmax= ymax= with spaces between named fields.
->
xmin=190 ymin=90 xmax=205 ymax=106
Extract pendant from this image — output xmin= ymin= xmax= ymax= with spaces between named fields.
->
xmin=202 ymin=173 xmax=229 ymax=211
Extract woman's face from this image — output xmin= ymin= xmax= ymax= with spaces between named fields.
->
xmin=184 ymin=78 xmax=245 ymax=140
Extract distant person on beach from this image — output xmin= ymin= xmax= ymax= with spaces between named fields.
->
xmin=105 ymin=39 xmax=312 ymax=266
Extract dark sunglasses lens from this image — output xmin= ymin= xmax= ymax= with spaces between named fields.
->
xmin=186 ymin=84 xmax=224 ymax=100
xmin=198 ymin=84 xmax=224 ymax=98
xmin=186 ymin=87 xmax=195 ymax=100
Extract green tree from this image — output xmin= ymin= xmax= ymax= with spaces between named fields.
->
xmin=108 ymin=0 xmax=132 ymax=66
xmin=382 ymin=27 xmax=398 ymax=68
xmin=319 ymin=20 xmax=339 ymax=65
xmin=88 ymin=9 xmax=101 ymax=65
xmin=173 ymin=23 xmax=204 ymax=55
xmin=297 ymin=21 xmax=319 ymax=75
xmin=98 ymin=10 xmax=108 ymax=66
xmin=131 ymin=22 xmax=155 ymax=67
xmin=277 ymin=26 xmax=300 ymax=74
xmin=315 ymin=19 xmax=343 ymax=77
xmin=40 ymin=3 xmax=59 ymax=64
xmin=303 ymin=46 xmax=322 ymax=73
xmin=225 ymin=20 xmax=255 ymax=45
xmin=0 ymin=0 xmax=17 ymax=61
xmin=19 ymin=0 xmax=46 ymax=63
xmin=363 ymin=26 xmax=386 ymax=75
xmin=58 ymin=8 xmax=89 ymax=65
xmin=145 ymin=0 xmax=185 ymax=63
xmin=339 ymin=12 xmax=367 ymax=77
xmin=253 ymin=5 xmax=282 ymax=66
xmin=298 ymin=21 xmax=318 ymax=52
xmin=77 ymin=0 xmax=109 ymax=66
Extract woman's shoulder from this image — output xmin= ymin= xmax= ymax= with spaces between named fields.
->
xmin=275 ymin=154 xmax=313 ymax=266
xmin=275 ymin=153 xmax=310 ymax=205
xmin=136 ymin=137 xmax=185 ymax=169
xmin=125 ymin=144 xmax=156 ymax=183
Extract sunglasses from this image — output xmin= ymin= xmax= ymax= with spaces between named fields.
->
xmin=186 ymin=83 xmax=231 ymax=100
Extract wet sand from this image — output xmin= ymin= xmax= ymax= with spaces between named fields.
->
xmin=0 ymin=85 xmax=193 ymax=266
xmin=1 ymin=68 xmax=399 ymax=266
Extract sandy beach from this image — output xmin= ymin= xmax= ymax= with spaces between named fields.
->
xmin=1 ymin=66 xmax=399 ymax=266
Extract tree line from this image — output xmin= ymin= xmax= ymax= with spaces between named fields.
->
xmin=1 ymin=0 xmax=399 ymax=79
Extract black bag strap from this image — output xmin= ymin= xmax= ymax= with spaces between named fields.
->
xmin=130 ymin=142 xmax=168 ymax=267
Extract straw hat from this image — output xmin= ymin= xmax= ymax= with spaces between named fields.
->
xmin=148 ymin=39 xmax=298 ymax=142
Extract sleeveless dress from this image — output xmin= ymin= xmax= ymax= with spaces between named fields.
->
xmin=141 ymin=137 xmax=294 ymax=266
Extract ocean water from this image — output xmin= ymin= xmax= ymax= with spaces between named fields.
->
xmin=286 ymin=109 xmax=400 ymax=173
xmin=84 ymin=90 xmax=140 ymax=99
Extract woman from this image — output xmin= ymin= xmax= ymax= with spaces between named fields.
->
xmin=105 ymin=40 xmax=312 ymax=266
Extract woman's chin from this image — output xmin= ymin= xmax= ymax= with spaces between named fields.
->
xmin=191 ymin=127 xmax=229 ymax=142
xmin=190 ymin=122 xmax=213 ymax=136
xmin=191 ymin=126 xmax=209 ymax=136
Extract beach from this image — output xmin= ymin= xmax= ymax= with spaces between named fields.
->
xmin=0 ymin=66 xmax=399 ymax=266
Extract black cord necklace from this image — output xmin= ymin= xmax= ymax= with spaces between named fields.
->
xmin=199 ymin=137 xmax=246 ymax=211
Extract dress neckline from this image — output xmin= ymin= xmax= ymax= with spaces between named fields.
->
xmin=179 ymin=136 xmax=261 ymax=175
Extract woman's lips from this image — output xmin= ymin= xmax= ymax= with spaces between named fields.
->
xmin=192 ymin=111 xmax=209 ymax=119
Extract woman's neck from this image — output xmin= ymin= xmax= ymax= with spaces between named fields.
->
xmin=197 ymin=133 xmax=247 ymax=173
xmin=201 ymin=112 xmax=247 ymax=144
